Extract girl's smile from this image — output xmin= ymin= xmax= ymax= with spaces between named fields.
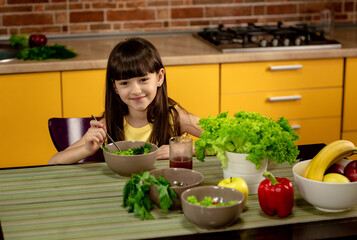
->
xmin=130 ymin=96 xmax=145 ymax=101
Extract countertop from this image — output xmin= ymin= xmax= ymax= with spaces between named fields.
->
xmin=1 ymin=26 xmax=357 ymax=75
xmin=1 ymin=157 xmax=356 ymax=240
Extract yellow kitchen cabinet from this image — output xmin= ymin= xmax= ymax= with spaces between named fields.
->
xmin=62 ymin=70 xmax=106 ymax=118
xmin=0 ymin=72 xmax=61 ymax=168
xmin=343 ymin=58 xmax=357 ymax=131
xmin=221 ymin=88 xmax=342 ymax=120
xmin=62 ymin=65 xmax=220 ymax=119
xmin=221 ymin=59 xmax=344 ymax=145
xmin=221 ymin=58 xmax=343 ymax=94
xmin=342 ymin=58 xmax=357 ymax=154
xmin=165 ymin=64 xmax=219 ymax=118
xmin=290 ymin=118 xmax=341 ymax=145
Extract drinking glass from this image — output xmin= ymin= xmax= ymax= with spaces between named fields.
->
xmin=169 ymin=136 xmax=193 ymax=169
xmin=320 ymin=9 xmax=334 ymax=36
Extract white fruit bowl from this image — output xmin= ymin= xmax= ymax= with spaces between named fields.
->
xmin=292 ymin=160 xmax=357 ymax=212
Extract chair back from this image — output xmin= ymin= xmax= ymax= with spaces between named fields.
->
xmin=48 ymin=117 xmax=104 ymax=163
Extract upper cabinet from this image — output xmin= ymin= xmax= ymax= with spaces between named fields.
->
xmin=342 ymin=58 xmax=357 ymax=148
xmin=0 ymin=72 xmax=61 ymax=168
xmin=221 ymin=59 xmax=344 ymax=145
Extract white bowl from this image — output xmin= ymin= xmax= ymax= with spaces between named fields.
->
xmin=292 ymin=160 xmax=357 ymax=212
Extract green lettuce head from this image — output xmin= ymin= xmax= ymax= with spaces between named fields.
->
xmin=194 ymin=111 xmax=300 ymax=169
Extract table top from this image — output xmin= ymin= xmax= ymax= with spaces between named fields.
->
xmin=0 ymin=157 xmax=357 ymax=240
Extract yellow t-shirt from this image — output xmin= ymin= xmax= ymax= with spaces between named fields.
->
xmin=123 ymin=117 xmax=153 ymax=142
xmin=123 ymin=110 xmax=176 ymax=142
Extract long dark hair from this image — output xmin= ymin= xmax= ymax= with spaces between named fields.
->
xmin=104 ymin=37 xmax=180 ymax=146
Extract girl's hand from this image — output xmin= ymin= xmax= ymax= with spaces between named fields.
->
xmin=83 ymin=120 xmax=107 ymax=155
xmin=157 ymin=144 xmax=169 ymax=160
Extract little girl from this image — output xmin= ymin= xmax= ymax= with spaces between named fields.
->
xmin=48 ymin=37 xmax=201 ymax=164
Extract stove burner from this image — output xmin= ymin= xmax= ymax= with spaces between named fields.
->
xmin=194 ymin=22 xmax=341 ymax=53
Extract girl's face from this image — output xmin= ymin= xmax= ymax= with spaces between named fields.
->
xmin=114 ymin=68 xmax=164 ymax=113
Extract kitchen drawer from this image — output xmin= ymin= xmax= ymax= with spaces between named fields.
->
xmin=221 ymin=88 xmax=342 ymax=120
xmin=221 ymin=58 xmax=343 ymax=94
xmin=343 ymin=58 xmax=357 ymax=131
xmin=342 ymin=131 xmax=357 ymax=160
xmin=291 ymin=117 xmax=341 ymax=145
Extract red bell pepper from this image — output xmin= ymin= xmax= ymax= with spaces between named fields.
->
xmin=258 ymin=171 xmax=294 ymax=218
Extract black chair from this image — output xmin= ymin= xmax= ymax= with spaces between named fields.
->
xmin=48 ymin=117 xmax=104 ymax=163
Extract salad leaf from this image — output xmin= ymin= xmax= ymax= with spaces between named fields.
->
xmin=108 ymin=143 xmax=151 ymax=155
xmin=187 ymin=196 xmax=237 ymax=207
xmin=194 ymin=111 xmax=299 ymax=169
xmin=122 ymin=171 xmax=177 ymax=220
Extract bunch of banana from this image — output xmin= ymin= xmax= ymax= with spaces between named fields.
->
xmin=302 ymin=140 xmax=357 ymax=181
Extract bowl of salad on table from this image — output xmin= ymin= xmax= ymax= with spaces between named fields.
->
xmin=103 ymin=141 xmax=158 ymax=177
xmin=149 ymin=168 xmax=204 ymax=210
xmin=181 ymin=185 xmax=245 ymax=229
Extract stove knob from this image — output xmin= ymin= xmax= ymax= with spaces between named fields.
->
xmin=271 ymin=38 xmax=279 ymax=47
xmin=294 ymin=37 xmax=302 ymax=46
xmin=283 ymin=38 xmax=290 ymax=46
xmin=259 ymin=39 xmax=267 ymax=47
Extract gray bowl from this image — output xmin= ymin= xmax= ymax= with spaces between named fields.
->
xmin=149 ymin=168 xmax=204 ymax=210
xmin=103 ymin=141 xmax=158 ymax=177
xmin=181 ymin=186 xmax=245 ymax=229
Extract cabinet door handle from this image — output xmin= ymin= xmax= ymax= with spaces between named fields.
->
xmin=269 ymin=65 xmax=302 ymax=71
xmin=290 ymin=124 xmax=301 ymax=130
xmin=268 ymin=95 xmax=302 ymax=102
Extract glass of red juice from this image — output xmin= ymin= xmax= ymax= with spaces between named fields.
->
xmin=169 ymin=136 xmax=193 ymax=169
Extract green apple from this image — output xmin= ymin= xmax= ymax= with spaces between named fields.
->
xmin=218 ymin=177 xmax=248 ymax=206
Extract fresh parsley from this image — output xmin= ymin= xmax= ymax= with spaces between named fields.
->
xmin=16 ymin=44 xmax=77 ymax=60
xmin=9 ymin=34 xmax=77 ymax=60
xmin=122 ymin=171 xmax=177 ymax=220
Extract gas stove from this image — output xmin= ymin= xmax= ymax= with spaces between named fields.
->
xmin=194 ymin=22 xmax=342 ymax=53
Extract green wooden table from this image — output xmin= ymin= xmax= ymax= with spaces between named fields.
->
xmin=1 ymin=157 xmax=356 ymax=240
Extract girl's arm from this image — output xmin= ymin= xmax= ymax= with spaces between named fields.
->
xmin=48 ymin=119 xmax=107 ymax=165
xmin=177 ymin=107 xmax=202 ymax=137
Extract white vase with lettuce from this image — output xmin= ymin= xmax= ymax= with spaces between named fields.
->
xmin=194 ymin=111 xmax=300 ymax=194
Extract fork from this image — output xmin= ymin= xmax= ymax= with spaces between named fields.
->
xmin=91 ymin=115 xmax=121 ymax=152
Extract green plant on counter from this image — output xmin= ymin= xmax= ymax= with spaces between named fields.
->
xmin=9 ymin=34 xmax=77 ymax=60
xmin=9 ymin=34 xmax=28 ymax=49
xmin=16 ymin=44 xmax=77 ymax=60
xmin=194 ymin=111 xmax=300 ymax=169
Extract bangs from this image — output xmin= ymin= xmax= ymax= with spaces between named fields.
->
xmin=108 ymin=38 xmax=163 ymax=81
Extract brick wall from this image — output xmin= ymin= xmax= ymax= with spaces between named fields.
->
xmin=0 ymin=0 xmax=356 ymax=37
